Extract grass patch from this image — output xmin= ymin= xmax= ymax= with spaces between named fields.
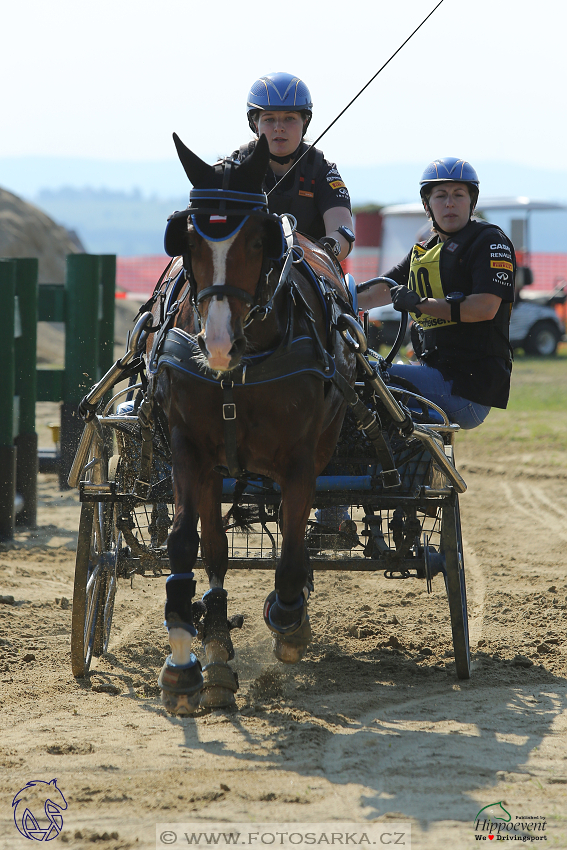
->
xmin=458 ymin=348 xmax=567 ymax=463
xmin=506 ymin=347 xmax=567 ymax=412
xmin=379 ymin=342 xmax=567 ymax=461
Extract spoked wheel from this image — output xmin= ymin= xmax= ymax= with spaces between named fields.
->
xmin=441 ymin=492 xmax=471 ymax=679
xmin=71 ymin=500 xmax=119 ymax=677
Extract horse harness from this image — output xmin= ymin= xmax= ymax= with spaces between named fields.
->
xmin=131 ymin=179 xmax=401 ymax=486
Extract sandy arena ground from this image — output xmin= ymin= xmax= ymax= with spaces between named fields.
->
xmin=1 ymin=304 xmax=566 ymax=849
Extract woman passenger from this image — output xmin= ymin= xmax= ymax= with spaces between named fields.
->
xmin=357 ymin=158 xmax=516 ymax=429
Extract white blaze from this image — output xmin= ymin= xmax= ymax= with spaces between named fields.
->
xmin=203 ymin=233 xmax=238 ymax=370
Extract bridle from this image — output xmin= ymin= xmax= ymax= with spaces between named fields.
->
xmin=167 ymin=165 xmax=295 ymax=329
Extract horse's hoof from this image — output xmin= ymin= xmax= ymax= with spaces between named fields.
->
xmin=200 ymin=662 xmax=239 ymax=709
xmin=271 ymin=619 xmax=312 ymax=664
xmin=161 ymin=690 xmax=202 ymax=717
xmin=264 ymin=591 xmax=312 ymax=664
xmin=158 ymin=655 xmax=203 ymax=717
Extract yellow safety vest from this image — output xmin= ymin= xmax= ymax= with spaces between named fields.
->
xmin=408 ymin=242 xmax=453 ymax=331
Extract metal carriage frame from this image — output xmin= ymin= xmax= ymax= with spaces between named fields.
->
xmin=68 ymin=308 xmax=471 ymax=683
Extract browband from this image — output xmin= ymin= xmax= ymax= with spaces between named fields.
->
xmin=167 ymin=207 xmax=278 ymax=222
xmin=189 ymin=188 xmax=269 ymax=207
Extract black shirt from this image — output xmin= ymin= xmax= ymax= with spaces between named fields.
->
xmin=232 ymin=142 xmax=351 ymax=240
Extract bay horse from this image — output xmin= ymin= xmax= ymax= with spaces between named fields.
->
xmin=148 ymin=133 xmax=357 ymax=716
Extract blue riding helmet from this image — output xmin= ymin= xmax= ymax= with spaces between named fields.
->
xmin=419 ymin=158 xmax=480 ymax=197
xmin=247 ymin=72 xmax=313 ymax=135
xmin=419 ymin=158 xmax=480 ymax=235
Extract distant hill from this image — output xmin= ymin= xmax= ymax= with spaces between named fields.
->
xmin=4 ymin=155 xmax=567 ymax=204
xmin=0 ymin=187 xmax=83 ymax=282
xmin=2 ymin=155 xmax=566 ymax=256
xmin=34 ymin=187 xmax=186 ymax=256
xmin=33 ymin=185 xmax=567 ymax=258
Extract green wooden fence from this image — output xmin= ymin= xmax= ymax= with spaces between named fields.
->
xmin=0 ymin=254 xmax=115 ymax=540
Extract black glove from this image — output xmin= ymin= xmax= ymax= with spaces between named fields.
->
xmin=390 ymin=285 xmax=425 ymax=317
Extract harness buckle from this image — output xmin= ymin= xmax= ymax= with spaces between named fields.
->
xmin=223 ymin=403 xmax=236 ymax=420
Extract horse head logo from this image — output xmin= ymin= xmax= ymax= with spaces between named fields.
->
xmin=12 ymin=779 xmax=68 ymax=841
xmin=475 ymin=801 xmax=512 ymax=823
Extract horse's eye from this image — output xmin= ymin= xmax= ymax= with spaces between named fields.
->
xmin=252 ymin=239 xmax=263 ymax=251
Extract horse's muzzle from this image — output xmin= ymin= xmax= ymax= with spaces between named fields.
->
xmin=198 ymin=332 xmax=247 ymax=373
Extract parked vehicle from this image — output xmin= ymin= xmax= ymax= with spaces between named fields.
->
xmin=509 ymin=283 xmax=566 ymax=356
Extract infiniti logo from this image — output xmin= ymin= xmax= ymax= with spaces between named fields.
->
xmin=496 ymin=272 xmax=509 ymax=280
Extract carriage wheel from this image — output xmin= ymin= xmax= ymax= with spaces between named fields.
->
xmin=441 ymin=493 xmax=471 ymax=680
xmin=71 ymin=500 xmax=119 ymax=678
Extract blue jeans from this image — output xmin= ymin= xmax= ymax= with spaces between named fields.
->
xmin=388 ymin=363 xmax=490 ymax=430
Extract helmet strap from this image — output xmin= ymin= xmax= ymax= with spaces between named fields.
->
xmin=269 ymin=144 xmax=302 ymax=166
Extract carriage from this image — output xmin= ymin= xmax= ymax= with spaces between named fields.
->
xmin=67 ymin=136 xmax=471 ymax=712
xmin=68 ymin=287 xmax=471 ymax=684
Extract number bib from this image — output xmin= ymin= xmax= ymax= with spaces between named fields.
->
xmin=409 ymin=242 xmax=453 ymax=330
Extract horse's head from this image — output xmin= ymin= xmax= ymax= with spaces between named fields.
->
xmin=165 ymin=134 xmax=285 ymax=373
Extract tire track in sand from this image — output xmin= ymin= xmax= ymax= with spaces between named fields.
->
xmin=462 ymin=538 xmax=486 ymax=647
xmin=500 ymin=481 xmax=567 ymax=542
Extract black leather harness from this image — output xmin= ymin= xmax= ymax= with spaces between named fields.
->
xmin=142 ymin=178 xmax=396 ymax=486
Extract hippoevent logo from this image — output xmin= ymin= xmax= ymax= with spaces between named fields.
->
xmin=473 ymin=802 xmax=548 ymax=841
xmin=12 ymin=779 xmax=68 ymax=841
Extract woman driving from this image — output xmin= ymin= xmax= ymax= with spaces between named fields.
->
xmin=233 ymin=71 xmax=355 ymax=262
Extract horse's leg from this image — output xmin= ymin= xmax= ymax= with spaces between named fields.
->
xmin=158 ymin=432 xmax=203 ymax=717
xmin=197 ymin=474 xmax=239 ymax=709
xmin=264 ymin=457 xmax=316 ymax=664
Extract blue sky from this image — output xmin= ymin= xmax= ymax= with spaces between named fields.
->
xmin=1 ymin=0 xmax=564 ymax=172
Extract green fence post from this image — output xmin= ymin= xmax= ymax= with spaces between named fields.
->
xmin=59 ymin=254 xmax=100 ymax=488
xmin=14 ymin=258 xmax=39 ymax=526
xmin=99 ymin=255 xmax=116 ymax=380
xmin=0 ymin=260 xmax=17 ymax=541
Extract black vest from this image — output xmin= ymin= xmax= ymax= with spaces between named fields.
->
xmin=238 ymin=142 xmax=325 ymax=239
xmin=416 ymin=220 xmax=515 ymax=365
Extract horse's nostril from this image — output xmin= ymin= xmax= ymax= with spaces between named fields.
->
xmin=229 ymin=338 xmax=246 ymax=360
xmin=197 ymin=335 xmax=209 ymax=357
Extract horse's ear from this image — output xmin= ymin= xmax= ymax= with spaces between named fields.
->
xmin=238 ymin=133 xmax=271 ymax=191
xmin=173 ymin=133 xmax=215 ymax=187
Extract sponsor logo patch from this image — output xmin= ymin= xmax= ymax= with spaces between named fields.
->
xmin=490 ymin=260 xmax=513 ymax=271
xmin=490 ymin=243 xmax=511 ymax=251
xmin=328 ymin=180 xmax=346 ymax=190
xmin=298 ymin=190 xmax=314 ymax=198
xmin=446 ymin=242 xmax=458 ymax=252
